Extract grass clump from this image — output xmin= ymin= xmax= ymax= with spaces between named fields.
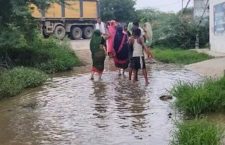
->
xmin=152 ymin=48 xmax=212 ymax=64
xmin=0 ymin=67 xmax=48 ymax=98
xmin=171 ymin=119 xmax=224 ymax=145
xmin=171 ymin=77 xmax=225 ymax=116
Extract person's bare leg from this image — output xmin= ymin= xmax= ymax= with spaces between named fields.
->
xmin=129 ymin=68 xmax=132 ymax=80
xmin=90 ymin=71 xmax=94 ymax=80
xmin=118 ymin=69 xmax=122 ymax=76
xmin=122 ymin=69 xmax=125 ymax=76
xmin=135 ymin=69 xmax=138 ymax=81
xmin=98 ymin=73 xmax=102 ymax=81
xmin=133 ymin=69 xmax=138 ymax=83
xmin=142 ymin=69 xmax=149 ymax=85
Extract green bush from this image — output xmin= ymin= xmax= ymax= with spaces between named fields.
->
xmin=171 ymin=120 xmax=223 ymax=145
xmin=0 ymin=36 xmax=80 ymax=73
xmin=137 ymin=8 xmax=209 ymax=49
xmin=152 ymin=48 xmax=212 ymax=64
xmin=31 ymin=37 xmax=81 ymax=73
xmin=0 ymin=67 xmax=48 ymax=98
xmin=172 ymin=77 xmax=225 ymax=116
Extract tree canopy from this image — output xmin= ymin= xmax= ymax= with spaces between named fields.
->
xmin=100 ymin=0 xmax=136 ymax=22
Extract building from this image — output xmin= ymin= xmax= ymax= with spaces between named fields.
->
xmin=209 ymin=0 xmax=225 ymax=53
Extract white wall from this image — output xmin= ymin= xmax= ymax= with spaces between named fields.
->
xmin=210 ymin=0 xmax=225 ymax=53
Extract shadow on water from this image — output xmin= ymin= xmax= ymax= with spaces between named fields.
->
xmin=0 ymin=63 xmax=202 ymax=145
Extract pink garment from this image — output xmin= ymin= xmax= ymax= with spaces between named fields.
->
xmin=107 ymin=21 xmax=116 ymax=56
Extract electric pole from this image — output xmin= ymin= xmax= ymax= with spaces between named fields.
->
xmin=182 ymin=0 xmax=184 ymax=10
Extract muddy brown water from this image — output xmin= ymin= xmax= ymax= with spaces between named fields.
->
xmin=0 ymin=64 xmax=202 ymax=145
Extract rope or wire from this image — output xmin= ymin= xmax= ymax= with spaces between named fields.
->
xmin=197 ymin=0 xmax=209 ymax=27
xmin=182 ymin=0 xmax=191 ymax=14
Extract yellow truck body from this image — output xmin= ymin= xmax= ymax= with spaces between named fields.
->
xmin=30 ymin=0 xmax=99 ymax=39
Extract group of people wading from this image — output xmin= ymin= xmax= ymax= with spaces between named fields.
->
xmin=90 ymin=17 xmax=153 ymax=85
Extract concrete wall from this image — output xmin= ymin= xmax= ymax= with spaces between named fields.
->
xmin=210 ymin=0 xmax=225 ymax=53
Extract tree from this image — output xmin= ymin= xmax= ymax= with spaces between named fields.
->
xmin=100 ymin=0 xmax=136 ymax=22
xmin=136 ymin=7 xmax=209 ymax=49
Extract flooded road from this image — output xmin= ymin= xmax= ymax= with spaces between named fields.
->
xmin=0 ymin=64 xmax=201 ymax=145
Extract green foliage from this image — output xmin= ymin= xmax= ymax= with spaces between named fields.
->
xmin=0 ymin=0 xmax=80 ymax=99
xmin=137 ymin=8 xmax=209 ymax=49
xmin=100 ymin=0 xmax=136 ymax=22
xmin=0 ymin=36 xmax=80 ymax=73
xmin=171 ymin=119 xmax=223 ymax=145
xmin=171 ymin=77 xmax=225 ymax=116
xmin=0 ymin=67 xmax=48 ymax=98
xmin=0 ymin=0 xmax=80 ymax=74
xmin=31 ymin=37 xmax=81 ymax=73
xmin=152 ymin=48 xmax=212 ymax=64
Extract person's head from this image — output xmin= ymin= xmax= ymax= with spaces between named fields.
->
xmin=92 ymin=29 xmax=101 ymax=37
xmin=96 ymin=17 xmax=101 ymax=24
xmin=133 ymin=28 xmax=141 ymax=38
xmin=106 ymin=21 xmax=110 ymax=27
xmin=123 ymin=25 xmax=128 ymax=32
xmin=133 ymin=21 xmax=139 ymax=27
xmin=116 ymin=25 xmax=123 ymax=33
xmin=110 ymin=20 xmax=116 ymax=27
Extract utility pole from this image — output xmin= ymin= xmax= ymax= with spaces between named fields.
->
xmin=182 ymin=0 xmax=184 ymax=10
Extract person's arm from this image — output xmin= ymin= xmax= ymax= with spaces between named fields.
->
xmin=128 ymin=36 xmax=134 ymax=45
xmin=140 ymin=38 xmax=153 ymax=58
xmin=100 ymin=37 xmax=107 ymax=54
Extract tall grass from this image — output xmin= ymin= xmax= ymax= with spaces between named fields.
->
xmin=171 ymin=77 xmax=225 ymax=116
xmin=152 ymin=48 xmax=212 ymax=64
xmin=0 ymin=67 xmax=48 ymax=98
xmin=171 ymin=119 xmax=224 ymax=145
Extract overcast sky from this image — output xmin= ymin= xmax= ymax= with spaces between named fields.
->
xmin=135 ymin=0 xmax=193 ymax=12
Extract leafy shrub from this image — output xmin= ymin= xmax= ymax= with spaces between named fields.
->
xmin=30 ymin=37 xmax=81 ymax=73
xmin=0 ymin=67 xmax=48 ymax=98
xmin=137 ymin=8 xmax=209 ymax=49
xmin=0 ymin=35 xmax=80 ymax=73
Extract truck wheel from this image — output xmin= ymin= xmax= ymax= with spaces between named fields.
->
xmin=54 ymin=25 xmax=66 ymax=40
xmin=71 ymin=27 xmax=82 ymax=40
xmin=83 ymin=26 xmax=94 ymax=39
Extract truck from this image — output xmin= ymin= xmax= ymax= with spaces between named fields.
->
xmin=30 ymin=0 xmax=99 ymax=39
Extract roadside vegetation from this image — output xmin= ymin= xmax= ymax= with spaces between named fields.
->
xmin=1 ymin=36 xmax=80 ymax=73
xmin=172 ymin=119 xmax=224 ymax=145
xmin=0 ymin=67 xmax=48 ymax=99
xmin=152 ymin=48 xmax=212 ymax=64
xmin=137 ymin=8 xmax=209 ymax=49
xmin=172 ymin=77 xmax=225 ymax=117
xmin=171 ymin=77 xmax=225 ymax=145
xmin=136 ymin=8 xmax=211 ymax=64
xmin=0 ymin=0 xmax=80 ymax=99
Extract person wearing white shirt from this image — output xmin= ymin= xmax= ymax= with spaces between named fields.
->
xmin=95 ymin=17 xmax=106 ymax=35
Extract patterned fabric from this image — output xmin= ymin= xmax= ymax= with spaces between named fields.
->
xmin=113 ymin=26 xmax=129 ymax=69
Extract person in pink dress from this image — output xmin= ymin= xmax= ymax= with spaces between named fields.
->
xmin=106 ymin=20 xmax=117 ymax=58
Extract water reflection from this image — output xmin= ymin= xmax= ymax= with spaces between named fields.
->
xmin=114 ymin=80 xmax=148 ymax=134
xmin=92 ymin=82 xmax=109 ymax=128
xmin=0 ymin=64 xmax=202 ymax=145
